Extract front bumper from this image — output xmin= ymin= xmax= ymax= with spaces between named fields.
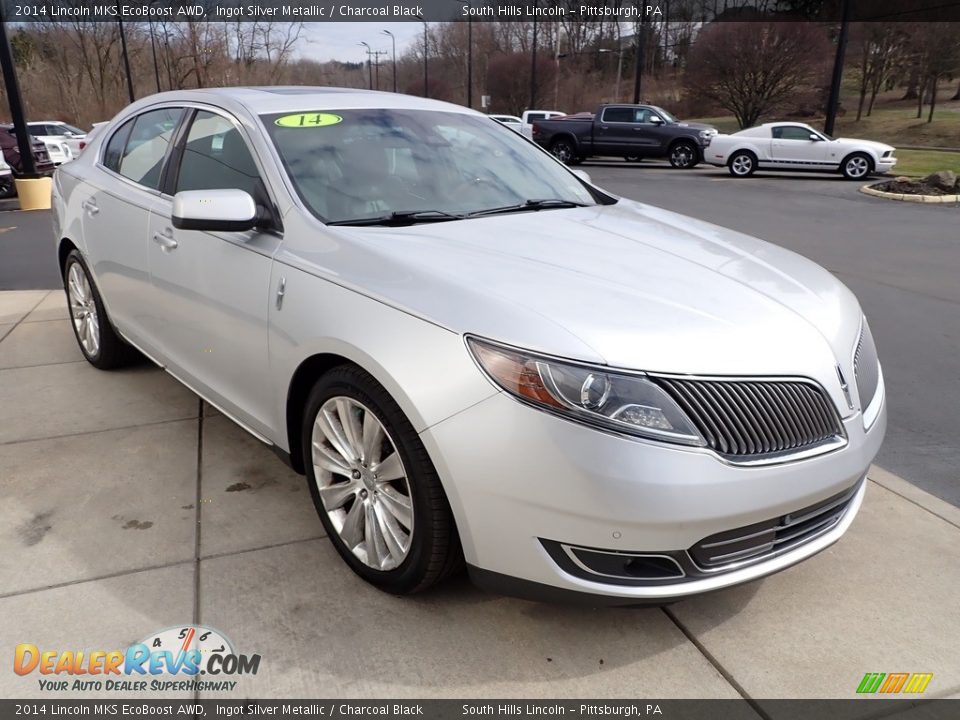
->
xmin=876 ymin=157 xmax=897 ymax=173
xmin=422 ymin=385 xmax=885 ymax=603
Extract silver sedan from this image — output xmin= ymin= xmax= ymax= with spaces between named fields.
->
xmin=51 ymin=88 xmax=885 ymax=603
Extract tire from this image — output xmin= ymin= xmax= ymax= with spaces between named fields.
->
xmin=727 ymin=150 xmax=757 ymax=178
xmin=841 ymin=152 xmax=872 ymax=180
xmin=550 ymin=138 xmax=581 ymax=165
xmin=0 ymin=175 xmax=14 ymax=199
xmin=302 ymin=365 xmax=463 ymax=595
xmin=63 ymin=249 xmax=138 ymax=369
xmin=668 ymin=140 xmax=700 ymax=169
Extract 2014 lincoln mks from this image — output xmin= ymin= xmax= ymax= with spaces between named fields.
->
xmin=52 ymin=88 xmax=885 ymax=604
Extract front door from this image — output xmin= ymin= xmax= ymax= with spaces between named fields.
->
xmin=769 ymin=125 xmax=831 ymax=169
xmin=146 ymin=109 xmax=282 ymax=435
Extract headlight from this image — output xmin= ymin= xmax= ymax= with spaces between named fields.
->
xmin=699 ymin=129 xmax=716 ymax=138
xmin=853 ymin=316 xmax=882 ymax=429
xmin=467 ymin=337 xmax=705 ymax=446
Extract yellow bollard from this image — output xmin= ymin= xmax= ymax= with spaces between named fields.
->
xmin=14 ymin=176 xmax=53 ymax=211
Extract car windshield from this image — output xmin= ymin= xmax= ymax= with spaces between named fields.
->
xmin=261 ymin=108 xmax=599 ymax=225
xmin=651 ymin=106 xmax=677 ymax=123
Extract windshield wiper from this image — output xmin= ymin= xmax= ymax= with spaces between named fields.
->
xmin=468 ymin=198 xmax=588 ymax=218
xmin=327 ymin=210 xmax=464 ymax=227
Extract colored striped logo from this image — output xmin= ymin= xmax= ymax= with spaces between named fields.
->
xmin=857 ymin=672 xmax=933 ymax=694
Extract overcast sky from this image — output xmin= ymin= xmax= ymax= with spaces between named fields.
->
xmin=298 ymin=23 xmax=425 ymax=64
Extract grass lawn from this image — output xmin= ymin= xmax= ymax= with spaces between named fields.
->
xmin=893 ymin=149 xmax=960 ymax=178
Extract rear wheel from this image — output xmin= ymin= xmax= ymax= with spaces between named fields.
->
xmin=550 ymin=138 xmax=581 ymax=165
xmin=728 ymin=150 xmax=757 ymax=178
xmin=302 ymin=365 xmax=463 ymax=594
xmin=63 ymin=250 xmax=138 ymax=369
xmin=668 ymin=141 xmax=699 ymax=169
xmin=841 ymin=153 xmax=872 ymax=180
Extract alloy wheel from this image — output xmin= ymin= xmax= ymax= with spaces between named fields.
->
xmin=311 ymin=396 xmax=414 ymax=571
xmin=67 ymin=262 xmax=100 ymax=358
xmin=671 ymin=146 xmax=694 ymax=167
xmin=845 ymin=156 xmax=869 ymax=178
xmin=731 ymin=155 xmax=753 ymax=176
xmin=552 ymin=143 xmax=573 ymax=163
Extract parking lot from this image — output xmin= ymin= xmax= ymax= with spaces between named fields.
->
xmin=1 ymin=165 xmax=958 ymax=706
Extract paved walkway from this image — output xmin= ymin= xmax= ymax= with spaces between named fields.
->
xmin=1 ymin=290 xmax=958 ymax=709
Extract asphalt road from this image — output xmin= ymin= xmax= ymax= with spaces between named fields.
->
xmin=1 ymin=166 xmax=957 ymax=507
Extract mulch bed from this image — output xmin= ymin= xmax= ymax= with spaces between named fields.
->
xmin=873 ymin=179 xmax=956 ymax=196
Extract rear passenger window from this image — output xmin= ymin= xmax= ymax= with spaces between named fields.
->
xmin=602 ymin=107 xmax=634 ymax=123
xmin=103 ymin=121 xmax=133 ymax=172
xmin=117 ymin=108 xmax=183 ymax=190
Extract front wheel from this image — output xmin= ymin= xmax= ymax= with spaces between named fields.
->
xmin=302 ymin=365 xmax=463 ymax=594
xmin=728 ymin=150 xmax=757 ymax=178
xmin=63 ymin=250 xmax=138 ymax=369
xmin=550 ymin=139 xmax=581 ymax=165
xmin=668 ymin=141 xmax=699 ymax=169
xmin=842 ymin=153 xmax=872 ymax=180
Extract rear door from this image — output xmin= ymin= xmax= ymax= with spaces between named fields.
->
xmin=145 ymin=107 xmax=282 ymax=434
xmin=80 ymin=107 xmax=185 ymax=356
xmin=594 ymin=106 xmax=637 ymax=155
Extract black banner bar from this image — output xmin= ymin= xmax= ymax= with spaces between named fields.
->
xmin=2 ymin=0 xmax=959 ymax=23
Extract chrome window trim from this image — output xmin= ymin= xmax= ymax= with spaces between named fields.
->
xmin=559 ymin=545 xmax=686 ymax=581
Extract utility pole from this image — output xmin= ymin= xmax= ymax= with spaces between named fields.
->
xmin=417 ymin=16 xmax=429 ymax=97
xmin=0 ymin=9 xmax=37 ymax=177
xmin=117 ymin=4 xmax=136 ymax=103
xmin=530 ymin=15 xmax=538 ymax=109
xmin=371 ymin=50 xmax=387 ymax=91
xmin=466 ymin=8 xmax=473 ymax=108
xmin=359 ymin=41 xmax=373 ymax=89
xmin=633 ymin=13 xmax=647 ymax=104
xmin=824 ymin=0 xmax=852 ymax=137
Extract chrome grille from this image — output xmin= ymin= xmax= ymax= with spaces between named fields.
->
xmin=853 ymin=320 xmax=880 ymax=410
xmin=651 ymin=376 xmax=844 ymax=459
xmin=689 ymin=482 xmax=860 ymax=570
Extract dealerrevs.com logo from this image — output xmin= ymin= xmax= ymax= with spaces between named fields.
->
xmin=14 ymin=625 xmax=261 ymax=693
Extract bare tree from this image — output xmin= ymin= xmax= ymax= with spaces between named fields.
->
xmin=906 ymin=23 xmax=960 ymax=123
xmin=853 ymin=23 xmax=903 ymax=121
xmin=685 ymin=22 xmax=830 ymax=128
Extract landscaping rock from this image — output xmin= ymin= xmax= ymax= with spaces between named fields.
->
xmin=923 ymin=170 xmax=957 ymax=192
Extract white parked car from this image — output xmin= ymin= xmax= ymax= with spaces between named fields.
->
xmin=706 ymin=122 xmax=897 ymax=180
xmin=0 ymin=152 xmax=13 ymax=198
xmin=28 ymin=121 xmax=87 ymax=156
xmin=522 ymin=109 xmax=566 ymax=124
xmin=41 ymin=139 xmax=74 ymax=166
xmin=488 ymin=114 xmax=533 ymax=140
xmin=51 ymin=88 xmax=885 ymax=604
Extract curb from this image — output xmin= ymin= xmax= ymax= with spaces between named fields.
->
xmin=860 ymin=182 xmax=960 ymax=203
xmin=868 ymin=464 xmax=960 ymax=530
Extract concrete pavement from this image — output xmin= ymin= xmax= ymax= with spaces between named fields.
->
xmin=1 ymin=290 xmax=958 ymax=707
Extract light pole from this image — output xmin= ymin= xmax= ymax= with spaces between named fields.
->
xmin=381 ymin=29 xmax=397 ymax=93
xmin=529 ymin=17 xmax=537 ymax=109
xmin=417 ymin=15 xmax=428 ymax=97
xmin=599 ymin=48 xmax=623 ymax=101
xmin=359 ymin=41 xmax=373 ymax=90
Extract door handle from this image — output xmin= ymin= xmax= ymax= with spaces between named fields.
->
xmin=81 ymin=199 xmax=99 ymax=216
xmin=152 ymin=228 xmax=178 ymax=251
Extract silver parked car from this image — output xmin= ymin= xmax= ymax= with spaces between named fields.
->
xmin=52 ymin=88 xmax=885 ymax=604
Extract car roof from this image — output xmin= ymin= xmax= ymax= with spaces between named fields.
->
xmin=116 ymin=87 xmax=476 ymax=119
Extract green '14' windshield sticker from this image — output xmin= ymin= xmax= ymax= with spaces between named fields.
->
xmin=275 ymin=113 xmax=343 ymax=128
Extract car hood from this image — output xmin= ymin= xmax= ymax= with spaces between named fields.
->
xmin=310 ymin=201 xmax=862 ymax=389
xmin=675 ymin=121 xmax=716 ymax=132
xmin=835 ymin=138 xmax=894 ymax=153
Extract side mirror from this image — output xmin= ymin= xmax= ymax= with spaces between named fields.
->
xmin=809 ymin=133 xmax=822 ymax=142
xmin=63 ymin=130 xmax=74 ymax=137
xmin=172 ymin=189 xmax=258 ymax=232
xmin=649 ymin=116 xmax=664 ymax=124
xmin=571 ymin=168 xmax=592 ymax=184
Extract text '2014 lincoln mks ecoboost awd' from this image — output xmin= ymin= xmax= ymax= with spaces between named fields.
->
xmin=51 ymin=87 xmax=885 ymax=604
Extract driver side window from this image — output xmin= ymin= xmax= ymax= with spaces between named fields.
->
xmin=773 ymin=126 xmax=814 ymax=141
xmin=175 ymin=111 xmax=264 ymax=201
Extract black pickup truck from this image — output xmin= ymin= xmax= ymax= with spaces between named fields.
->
xmin=532 ymin=104 xmax=717 ymax=168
